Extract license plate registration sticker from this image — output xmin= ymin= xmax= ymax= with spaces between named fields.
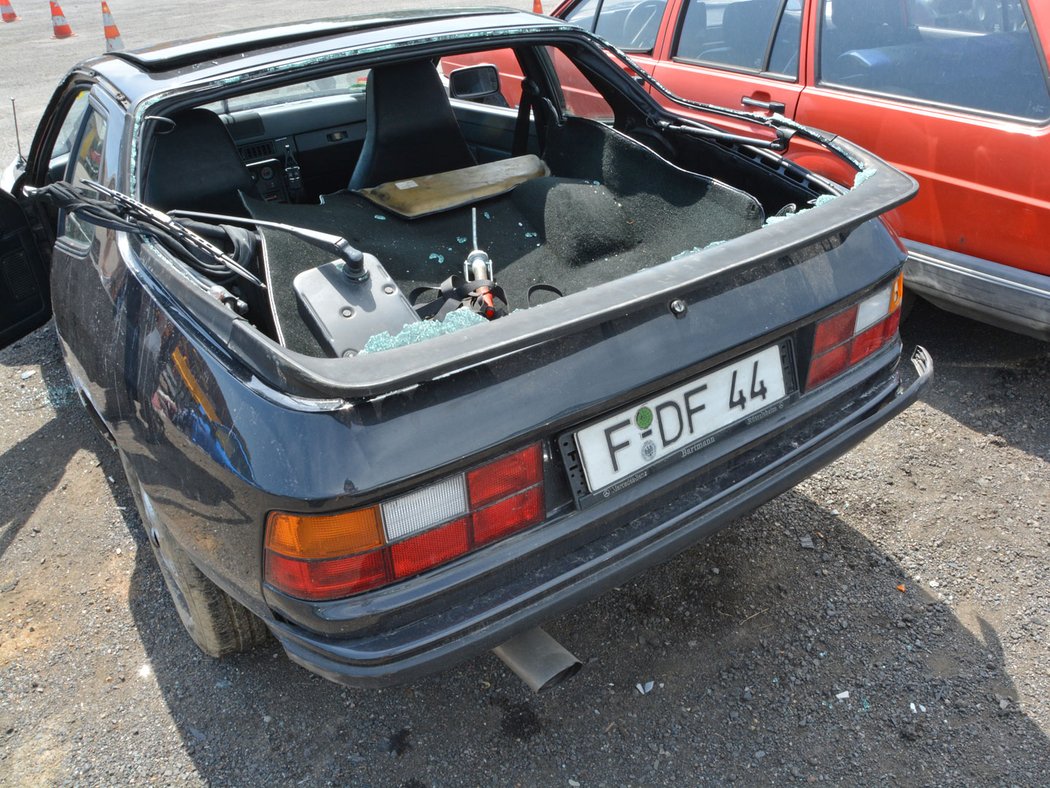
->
xmin=575 ymin=345 xmax=788 ymax=493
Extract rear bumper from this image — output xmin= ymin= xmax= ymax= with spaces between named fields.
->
xmin=267 ymin=347 xmax=932 ymax=687
xmin=904 ymin=240 xmax=1050 ymax=341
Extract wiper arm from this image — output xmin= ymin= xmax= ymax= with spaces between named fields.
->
xmin=657 ymin=119 xmax=794 ymax=151
xmin=595 ymin=37 xmax=863 ymax=171
xmin=25 ymin=180 xmax=265 ymax=289
xmin=86 ymin=181 xmax=266 ymax=288
xmin=167 ymin=208 xmax=367 ymax=280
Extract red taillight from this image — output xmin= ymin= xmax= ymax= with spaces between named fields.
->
xmin=473 ymin=485 xmax=545 ymax=544
xmin=883 ymin=306 xmax=902 ymax=339
xmin=265 ymin=444 xmax=546 ymax=600
xmin=806 ymin=275 xmax=904 ymax=391
xmin=265 ymin=550 xmax=389 ymax=600
xmin=812 ymin=305 xmax=857 ymax=356
xmin=806 ymin=343 xmax=850 ymax=389
xmin=467 ymin=443 xmax=543 ymax=508
xmin=389 ymin=517 xmax=471 ymax=579
xmin=849 ymin=319 xmax=887 ymax=364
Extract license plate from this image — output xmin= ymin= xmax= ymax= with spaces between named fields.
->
xmin=575 ymin=345 xmax=788 ymax=493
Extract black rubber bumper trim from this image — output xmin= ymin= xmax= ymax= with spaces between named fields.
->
xmin=269 ymin=347 xmax=933 ymax=687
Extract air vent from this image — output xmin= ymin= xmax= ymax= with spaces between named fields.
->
xmin=239 ymin=141 xmax=275 ymax=162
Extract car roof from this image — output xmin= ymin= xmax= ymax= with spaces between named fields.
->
xmin=88 ymin=8 xmax=572 ymax=99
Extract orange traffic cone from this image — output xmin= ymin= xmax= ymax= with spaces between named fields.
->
xmin=50 ymin=0 xmax=74 ymax=38
xmin=1 ymin=0 xmax=19 ymax=23
xmin=533 ymin=0 xmax=544 ymax=12
xmin=101 ymin=1 xmax=123 ymax=51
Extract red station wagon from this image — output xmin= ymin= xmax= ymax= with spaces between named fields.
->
xmin=548 ymin=0 xmax=1050 ymax=340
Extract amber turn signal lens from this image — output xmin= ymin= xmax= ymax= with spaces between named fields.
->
xmin=889 ymin=272 xmax=904 ymax=314
xmin=265 ymin=507 xmax=384 ymax=559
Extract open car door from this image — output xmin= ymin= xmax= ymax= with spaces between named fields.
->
xmin=0 ymin=190 xmax=50 ymax=350
xmin=0 ymin=80 xmax=97 ymax=351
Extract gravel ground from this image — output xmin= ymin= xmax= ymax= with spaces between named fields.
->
xmin=1 ymin=302 xmax=1048 ymax=785
xmin=2 ymin=2 xmax=1050 ymax=784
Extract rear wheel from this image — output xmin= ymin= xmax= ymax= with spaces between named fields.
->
xmin=149 ymin=524 xmax=270 ymax=657
xmin=118 ymin=449 xmax=269 ymax=657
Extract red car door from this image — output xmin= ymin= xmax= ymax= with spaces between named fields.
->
xmin=648 ymin=0 xmax=809 ymax=138
xmin=794 ymin=0 xmax=1050 ymax=280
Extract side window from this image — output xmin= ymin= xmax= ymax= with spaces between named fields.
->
xmin=565 ymin=0 xmax=600 ymax=31
xmin=565 ymin=0 xmax=670 ymax=53
xmin=205 ymin=70 xmax=371 ymax=113
xmin=545 ymin=47 xmax=615 ymax=121
xmin=818 ymin=0 xmax=1050 ymax=120
xmin=32 ymin=89 xmax=92 ymax=185
xmin=674 ymin=0 xmax=802 ymax=78
xmin=50 ymin=91 xmax=91 ymax=163
xmin=63 ymin=109 xmax=108 ymax=245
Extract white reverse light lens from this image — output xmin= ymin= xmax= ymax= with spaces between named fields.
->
xmin=381 ymin=475 xmax=468 ymax=541
xmin=854 ymin=284 xmax=892 ymax=333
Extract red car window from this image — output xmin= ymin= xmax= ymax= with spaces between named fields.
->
xmin=818 ymin=0 xmax=1050 ymax=120
xmin=565 ymin=0 xmax=671 ymax=53
xmin=674 ymin=0 xmax=803 ymax=79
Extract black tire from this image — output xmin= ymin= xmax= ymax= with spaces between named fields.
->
xmin=148 ymin=525 xmax=270 ymax=657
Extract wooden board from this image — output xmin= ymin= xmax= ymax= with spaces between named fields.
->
xmin=358 ymin=155 xmax=549 ymax=219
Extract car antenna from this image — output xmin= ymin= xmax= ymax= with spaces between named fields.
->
xmin=11 ymin=98 xmax=26 ymax=167
xmin=462 ymin=206 xmax=499 ymax=319
xmin=463 ymin=206 xmax=494 ymax=283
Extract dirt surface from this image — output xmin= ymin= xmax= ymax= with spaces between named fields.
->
xmin=2 ymin=297 xmax=1048 ymax=786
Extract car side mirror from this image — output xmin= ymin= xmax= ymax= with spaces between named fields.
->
xmin=448 ymin=64 xmax=501 ymax=100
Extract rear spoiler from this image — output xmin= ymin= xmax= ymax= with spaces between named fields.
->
xmin=133 ymin=139 xmax=915 ymax=402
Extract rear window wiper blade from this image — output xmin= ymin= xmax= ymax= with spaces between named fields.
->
xmin=25 ymin=180 xmax=265 ymax=289
xmin=594 ymin=38 xmax=864 ymax=171
xmin=656 ymin=118 xmax=796 ymax=151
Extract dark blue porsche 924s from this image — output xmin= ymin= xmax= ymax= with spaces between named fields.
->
xmin=0 ymin=8 xmax=930 ymax=689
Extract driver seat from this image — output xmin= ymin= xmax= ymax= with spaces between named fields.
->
xmin=348 ymin=60 xmax=476 ymax=191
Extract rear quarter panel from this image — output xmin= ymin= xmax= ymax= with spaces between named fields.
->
xmin=107 ymin=209 xmax=904 ymax=623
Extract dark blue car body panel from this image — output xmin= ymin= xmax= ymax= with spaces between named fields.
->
xmin=4 ymin=9 xmax=931 ymax=686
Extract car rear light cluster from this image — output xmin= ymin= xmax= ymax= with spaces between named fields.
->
xmin=806 ymin=273 xmax=904 ymax=390
xmin=265 ymin=444 xmax=545 ymax=600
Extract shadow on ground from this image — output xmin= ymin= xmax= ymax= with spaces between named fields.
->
xmin=901 ymin=298 xmax=1050 ymax=461
xmin=0 ymin=328 xmax=137 ymax=561
xmin=125 ymin=437 xmax=1049 ymax=783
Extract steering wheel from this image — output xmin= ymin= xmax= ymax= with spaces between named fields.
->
xmin=624 ymin=1 xmax=664 ymax=50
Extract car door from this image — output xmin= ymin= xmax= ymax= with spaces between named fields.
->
xmin=0 ymin=86 xmax=93 ymax=350
xmin=648 ymin=0 xmax=807 ymax=130
xmin=0 ymin=191 xmax=51 ymax=349
xmin=794 ymin=0 xmax=1050 ymax=278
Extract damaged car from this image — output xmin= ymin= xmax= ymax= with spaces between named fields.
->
xmin=0 ymin=8 xmax=931 ymax=689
